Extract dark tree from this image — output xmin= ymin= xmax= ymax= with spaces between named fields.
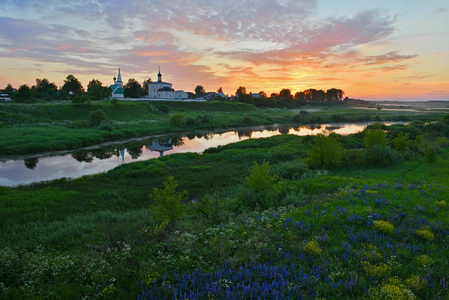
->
xmin=124 ymin=78 xmax=142 ymax=98
xmin=33 ymin=78 xmax=57 ymax=99
xmin=13 ymin=84 xmax=34 ymax=103
xmin=294 ymin=91 xmax=306 ymax=103
xmin=195 ymin=85 xmax=206 ymax=97
xmin=61 ymin=74 xmax=84 ymax=99
xmin=24 ymin=157 xmax=39 ymax=169
xmin=87 ymin=79 xmax=102 ymax=91
xmin=326 ymin=88 xmax=344 ymax=102
xmin=141 ymin=78 xmax=153 ymax=95
xmin=217 ymin=87 xmax=223 ymax=94
xmin=235 ymin=86 xmax=246 ymax=96
xmin=5 ymin=83 xmax=14 ymax=96
xmin=279 ymin=89 xmax=293 ymax=102
xmin=259 ymin=91 xmax=267 ymax=98
xmin=87 ymin=85 xmax=111 ymax=100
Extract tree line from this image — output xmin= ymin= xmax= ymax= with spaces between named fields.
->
xmin=1 ymin=75 xmax=154 ymax=103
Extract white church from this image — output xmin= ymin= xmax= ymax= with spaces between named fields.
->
xmin=148 ymin=68 xmax=188 ymax=100
xmin=109 ymin=69 xmax=125 ymax=98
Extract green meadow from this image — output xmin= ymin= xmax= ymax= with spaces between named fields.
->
xmin=1 ymin=99 xmax=447 ymax=155
xmin=0 ymin=107 xmax=448 ymax=298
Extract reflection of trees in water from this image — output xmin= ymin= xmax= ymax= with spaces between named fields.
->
xmin=72 ymin=151 xmax=94 ymax=163
xmin=237 ymin=129 xmax=253 ymax=139
xmin=127 ymin=147 xmax=143 ymax=159
xmin=91 ymin=148 xmax=115 ymax=160
xmin=291 ymin=126 xmax=301 ymax=132
xmin=24 ymin=157 xmax=39 ymax=169
xmin=278 ymin=126 xmax=290 ymax=134
xmin=303 ymin=124 xmax=320 ymax=130
xmin=186 ymin=132 xmax=196 ymax=140
xmin=171 ymin=136 xmax=185 ymax=147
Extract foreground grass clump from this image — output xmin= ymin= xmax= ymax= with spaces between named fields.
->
xmin=374 ymin=220 xmax=395 ymax=235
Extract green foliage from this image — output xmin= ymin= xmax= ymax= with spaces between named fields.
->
xmin=88 ymin=109 xmax=108 ymax=126
xmin=111 ymin=98 xmax=119 ymax=106
xmin=68 ymin=120 xmax=90 ymax=129
xmin=71 ymin=95 xmax=91 ymax=106
xmin=61 ymin=74 xmax=84 ymax=99
xmin=169 ymin=113 xmax=184 ymax=126
xmin=123 ymin=78 xmax=142 ymax=98
xmin=157 ymin=105 xmax=170 ymax=114
xmin=238 ymin=161 xmax=282 ymax=209
xmin=272 ymin=159 xmax=309 ymax=179
xmin=425 ymin=145 xmax=437 ymax=162
xmin=415 ymin=227 xmax=434 ymax=241
xmin=369 ymin=277 xmax=415 ymax=299
xmin=365 ymin=129 xmax=388 ymax=149
xmin=365 ymin=145 xmax=402 ymax=167
xmin=304 ymin=240 xmax=322 ymax=256
xmin=393 ymin=133 xmax=410 ymax=152
xmin=374 ymin=220 xmax=395 ymax=235
xmin=341 ymin=148 xmax=366 ymax=168
xmin=305 ymin=132 xmax=342 ymax=169
xmin=13 ymin=84 xmax=34 ymax=103
xmin=149 ymin=176 xmax=187 ymax=225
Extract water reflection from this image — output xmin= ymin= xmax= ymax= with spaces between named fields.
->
xmin=0 ymin=123 xmax=389 ymax=186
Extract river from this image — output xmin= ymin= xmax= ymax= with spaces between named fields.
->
xmin=0 ymin=122 xmax=384 ymax=186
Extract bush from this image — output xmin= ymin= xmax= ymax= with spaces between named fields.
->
xmin=238 ymin=161 xmax=282 ymax=209
xmin=425 ymin=145 xmax=437 ymax=163
xmin=389 ymin=124 xmax=422 ymax=140
xmin=304 ymin=241 xmax=322 ymax=256
xmin=305 ymin=132 xmax=342 ymax=169
xmin=374 ymin=220 xmax=395 ymax=234
xmin=88 ymin=109 xmax=108 ymax=126
xmin=99 ymin=121 xmax=114 ymax=131
xmin=185 ymin=118 xmax=196 ymax=126
xmin=365 ymin=129 xmax=388 ymax=149
xmin=242 ymin=115 xmax=253 ymax=124
xmin=72 ymin=95 xmax=91 ymax=106
xmin=169 ymin=113 xmax=184 ymax=126
xmin=272 ymin=159 xmax=309 ymax=179
xmin=341 ymin=148 xmax=366 ymax=168
xmin=68 ymin=120 xmax=90 ymax=129
xmin=157 ymin=105 xmax=170 ymax=114
xmin=149 ymin=176 xmax=187 ymax=226
xmin=365 ymin=145 xmax=402 ymax=167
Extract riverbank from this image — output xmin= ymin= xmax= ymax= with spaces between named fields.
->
xmin=1 ymin=100 xmax=447 ymax=156
xmin=1 ymin=120 xmax=448 ymax=298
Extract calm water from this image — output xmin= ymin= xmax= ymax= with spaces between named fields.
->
xmin=0 ymin=123 xmax=380 ymax=186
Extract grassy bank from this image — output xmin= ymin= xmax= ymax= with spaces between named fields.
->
xmin=1 ymin=100 xmax=447 ymax=156
xmin=0 ymin=119 xmax=448 ymax=299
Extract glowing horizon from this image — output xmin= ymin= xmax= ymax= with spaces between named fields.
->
xmin=0 ymin=0 xmax=448 ymax=100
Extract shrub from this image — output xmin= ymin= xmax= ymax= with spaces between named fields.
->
xmin=99 ymin=121 xmax=114 ymax=131
xmin=292 ymin=114 xmax=302 ymax=123
xmin=272 ymin=159 xmax=309 ymax=180
xmin=305 ymin=132 xmax=342 ymax=169
xmin=88 ymin=109 xmax=108 ymax=126
xmin=71 ymin=95 xmax=91 ymax=106
xmin=362 ymin=261 xmax=392 ymax=278
xmin=243 ymin=115 xmax=253 ymax=124
xmin=68 ymin=120 xmax=90 ymax=129
xmin=304 ymin=240 xmax=322 ymax=256
xmin=185 ymin=118 xmax=196 ymax=126
xmin=365 ymin=145 xmax=402 ymax=167
xmin=365 ymin=129 xmax=388 ymax=149
xmin=238 ymin=161 xmax=282 ymax=209
xmin=111 ymin=98 xmax=119 ymax=106
xmin=374 ymin=220 xmax=395 ymax=235
xmin=425 ymin=145 xmax=437 ymax=163
xmin=415 ymin=227 xmax=434 ymax=241
xmin=405 ymin=275 xmax=427 ymax=292
xmin=169 ymin=113 xmax=184 ymax=126
xmin=368 ymin=277 xmax=415 ymax=299
xmin=415 ymin=254 xmax=434 ymax=268
xmin=341 ymin=148 xmax=366 ymax=168
xmin=149 ymin=176 xmax=187 ymax=226
xmin=393 ymin=133 xmax=410 ymax=152
xmin=390 ymin=124 xmax=422 ymax=140
xmin=157 ymin=105 xmax=170 ymax=114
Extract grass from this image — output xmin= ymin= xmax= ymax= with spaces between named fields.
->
xmin=0 ymin=109 xmax=448 ymax=299
xmin=1 ymin=100 xmax=447 ymax=155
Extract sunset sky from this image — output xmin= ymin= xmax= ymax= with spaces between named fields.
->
xmin=0 ymin=0 xmax=448 ymax=100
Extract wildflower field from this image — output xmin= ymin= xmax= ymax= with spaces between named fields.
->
xmin=1 ymin=117 xmax=449 ymax=299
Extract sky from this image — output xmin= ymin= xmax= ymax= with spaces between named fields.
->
xmin=0 ymin=0 xmax=448 ymax=100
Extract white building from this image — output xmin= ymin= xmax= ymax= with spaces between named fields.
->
xmin=148 ymin=69 xmax=187 ymax=99
xmin=109 ymin=68 xmax=125 ymax=98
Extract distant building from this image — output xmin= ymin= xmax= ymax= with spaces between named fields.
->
xmin=204 ymin=92 xmax=218 ymax=100
xmin=0 ymin=94 xmax=11 ymax=101
xmin=148 ymin=68 xmax=187 ymax=100
xmin=109 ymin=68 xmax=125 ymax=98
xmin=250 ymin=93 xmax=261 ymax=99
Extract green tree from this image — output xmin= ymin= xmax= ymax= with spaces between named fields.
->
xmin=195 ymin=85 xmax=206 ymax=97
xmin=87 ymin=79 xmax=102 ymax=91
xmin=305 ymin=131 xmax=343 ymax=169
xmin=87 ymin=85 xmax=111 ymax=100
xmin=141 ymin=78 xmax=153 ymax=95
xmin=4 ymin=83 xmax=14 ymax=96
xmin=13 ymin=84 xmax=34 ymax=103
xmin=33 ymin=78 xmax=57 ymax=99
xmin=149 ymin=176 xmax=187 ymax=225
xmin=365 ymin=129 xmax=388 ymax=149
xmin=238 ymin=161 xmax=282 ymax=209
xmin=61 ymin=74 xmax=84 ymax=99
xmin=326 ymin=88 xmax=344 ymax=102
xmin=123 ymin=78 xmax=141 ymax=98
xmin=279 ymin=88 xmax=293 ymax=102
xmin=88 ymin=109 xmax=108 ymax=126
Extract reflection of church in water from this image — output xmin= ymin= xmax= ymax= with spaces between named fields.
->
xmin=150 ymin=139 xmax=174 ymax=156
